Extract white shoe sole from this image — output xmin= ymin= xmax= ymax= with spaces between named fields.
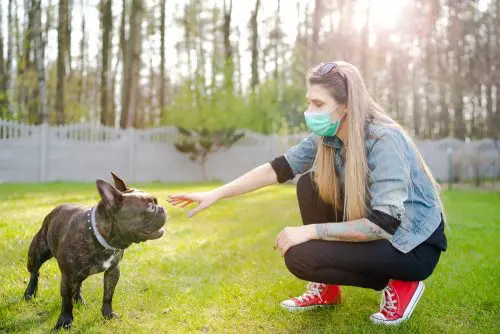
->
xmin=280 ymin=302 xmax=335 ymax=313
xmin=370 ymin=281 xmax=425 ymax=326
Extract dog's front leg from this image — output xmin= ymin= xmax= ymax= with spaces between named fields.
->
xmin=101 ymin=264 xmax=120 ymax=319
xmin=55 ymin=273 xmax=74 ymax=330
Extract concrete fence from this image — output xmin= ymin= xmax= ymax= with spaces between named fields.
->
xmin=0 ymin=120 xmax=499 ymax=184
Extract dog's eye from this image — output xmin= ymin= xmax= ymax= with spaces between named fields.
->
xmin=147 ymin=202 xmax=156 ymax=212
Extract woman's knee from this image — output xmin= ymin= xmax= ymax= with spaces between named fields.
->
xmin=418 ymin=252 xmax=441 ymax=281
xmin=394 ymin=249 xmax=441 ymax=282
xmin=284 ymin=244 xmax=315 ymax=281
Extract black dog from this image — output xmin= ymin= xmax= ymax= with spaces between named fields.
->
xmin=24 ymin=173 xmax=167 ymax=329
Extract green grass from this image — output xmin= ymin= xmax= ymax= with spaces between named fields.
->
xmin=0 ymin=182 xmax=499 ymax=333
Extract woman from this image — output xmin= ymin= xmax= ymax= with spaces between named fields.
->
xmin=167 ymin=61 xmax=447 ymax=326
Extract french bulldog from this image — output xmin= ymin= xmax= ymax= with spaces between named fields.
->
xmin=23 ymin=172 xmax=167 ymax=330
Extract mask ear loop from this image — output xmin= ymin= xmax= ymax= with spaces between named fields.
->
xmin=329 ymin=105 xmax=346 ymax=123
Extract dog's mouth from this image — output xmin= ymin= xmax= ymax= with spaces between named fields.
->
xmin=149 ymin=226 xmax=165 ymax=240
xmin=144 ymin=207 xmax=168 ymax=240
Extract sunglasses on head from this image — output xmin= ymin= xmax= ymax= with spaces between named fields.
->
xmin=316 ymin=62 xmax=348 ymax=87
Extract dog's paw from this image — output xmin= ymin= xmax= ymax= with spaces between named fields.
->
xmin=102 ymin=311 xmax=119 ymax=320
xmin=23 ymin=285 xmax=37 ymax=301
xmin=102 ymin=312 xmax=119 ymax=320
xmin=101 ymin=304 xmax=119 ymax=320
xmin=54 ymin=314 xmax=73 ymax=330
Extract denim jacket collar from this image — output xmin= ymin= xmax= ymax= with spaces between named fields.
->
xmin=322 ymin=135 xmax=344 ymax=149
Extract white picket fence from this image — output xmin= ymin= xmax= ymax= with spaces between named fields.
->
xmin=0 ymin=120 xmax=499 ymax=183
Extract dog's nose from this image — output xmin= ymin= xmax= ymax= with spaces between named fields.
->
xmin=158 ymin=206 xmax=168 ymax=217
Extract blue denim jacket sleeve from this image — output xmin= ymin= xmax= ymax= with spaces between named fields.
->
xmin=368 ymin=128 xmax=410 ymax=220
xmin=283 ymin=133 xmax=318 ymax=176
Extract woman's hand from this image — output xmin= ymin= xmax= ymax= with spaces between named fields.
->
xmin=274 ymin=225 xmax=317 ymax=256
xmin=167 ymin=190 xmax=220 ymax=217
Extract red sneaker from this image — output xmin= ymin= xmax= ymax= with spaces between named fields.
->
xmin=280 ymin=282 xmax=342 ymax=312
xmin=370 ymin=280 xmax=425 ymax=325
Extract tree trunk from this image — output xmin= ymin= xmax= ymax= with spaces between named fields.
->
xmin=78 ymin=0 xmax=86 ymax=106
xmin=119 ymin=0 xmax=128 ymax=128
xmin=424 ymin=39 xmax=433 ymax=139
xmin=412 ymin=65 xmax=420 ymax=138
xmin=66 ymin=0 xmax=72 ymax=77
xmin=250 ymin=0 xmax=260 ymax=92
xmin=159 ymin=0 xmax=166 ymax=122
xmin=471 ymin=96 xmax=478 ymax=139
xmin=100 ymin=0 xmax=112 ymax=125
xmin=15 ymin=0 xmax=23 ymax=120
xmin=235 ymin=26 xmax=242 ymax=95
xmin=485 ymin=21 xmax=494 ymax=138
xmin=360 ymin=1 xmax=370 ymax=76
xmin=495 ymin=85 xmax=500 ymax=140
xmin=44 ymin=0 xmax=52 ymax=43
xmin=22 ymin=1 xmax=34 ymax=74
xmin=390 ymin=55 xmax=402 ymax=122
xmin=120 ymin=0 xmax=143 ymax=128
xmin=437 ymin=36 xmax=449 ymax=138
xmin=223 ymin=0 xmax=233 ymax=93
xmin=5 ymin=0 xmax=14 ymax=118
xmin=311 ymin=0 xmax=321 ymax=65
xmin=22 ymin=0 xmax=36 ymax=122
xmin=195 ymin=0 xmax=207 ymax=99
xmin=453 ymin=47 xmax=466 ymax=139
xmin=33 ymin=0 xmax=47 ymax=123
xmin=0 ymin=1 xmax=7 ymax=117
xmin=448 ymin=3 xmax=465 ymax=139
xmin=494 ymin=0 xmax=500 ymax=139
xmin=210 ymin=2 xmax=219 ymax=95
xmin=147 ymin=55 xmax=154 ymax=127
xmin=274 ymin=0 xmax=280 ymax=81
xmin=56 ymin=0 xmax=68 ymax=125
xmin=304 ymin=2 xmax=310 ymax=65
xmin=181 ymin=3 xmax=194 ymax=107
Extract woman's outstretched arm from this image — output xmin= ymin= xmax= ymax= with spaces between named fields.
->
xmin=168 ymin=162 xmax=279 ymax=217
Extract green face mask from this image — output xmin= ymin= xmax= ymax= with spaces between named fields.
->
xmin=304 ymin=107 xmax=344 ymax=137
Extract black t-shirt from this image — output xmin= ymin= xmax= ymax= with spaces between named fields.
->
xmin=424 ymin=217 xmax=447 ymax=251
xmin=269 ymin=154 xmax=447 ymax=252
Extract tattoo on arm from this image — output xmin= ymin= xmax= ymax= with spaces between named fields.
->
xmin=315 ymin=218 xmax=392 ymax=242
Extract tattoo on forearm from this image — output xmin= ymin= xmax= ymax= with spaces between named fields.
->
xmin=315 ymin=218 xmax=392 ymax=242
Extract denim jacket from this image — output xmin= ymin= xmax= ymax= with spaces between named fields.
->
xmin=283 ymin=123 xmax=443 ymax=254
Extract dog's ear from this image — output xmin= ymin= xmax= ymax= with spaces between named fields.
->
xmin=96 ymin=180 xmax=123 ymax=208
xmin=111 ymin=172 xmax=128 ymax=192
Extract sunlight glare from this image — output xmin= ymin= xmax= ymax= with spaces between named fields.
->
xmin=353 ymin=0 xmax=408 ymax=30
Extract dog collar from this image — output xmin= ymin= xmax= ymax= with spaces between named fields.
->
xmin=87 ymin=207 xmax=121 ymax=252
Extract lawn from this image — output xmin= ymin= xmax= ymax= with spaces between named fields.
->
xmin=0 ymin=182 xmax=498 ymax=333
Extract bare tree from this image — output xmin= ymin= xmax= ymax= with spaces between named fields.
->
xmin=77 ymin=0 xmax=86 ymax=105
xmin=311 ymin=0 xmax=322 ymax=65
xmin=249 ymin=0 xmax=260 ymax=92
xmin=100 ymin=0 xmax=112 ymax=125
xmin=159 ymin=0 xmax=167 ymax=121
xmin=223 ymin=0 xmax=233 ymax=92
xmin=56 ymin=0 xmax=69 ymax=124
xmin=120 ymin=0 xmax=143 ymax=128
xmin=0 ymin=1 xmax=7 ymax=117
xmin=33 ymin=0 xmax=48 ymax=123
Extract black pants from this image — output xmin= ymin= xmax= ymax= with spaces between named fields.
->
xmin=284 ymin=172 xmax=442 ymax=291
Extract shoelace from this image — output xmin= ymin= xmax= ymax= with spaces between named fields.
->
xmin=380 ymin=285 xmax=398 ymax=316
xmin=296 ymin=282 xmax=325 ymax=302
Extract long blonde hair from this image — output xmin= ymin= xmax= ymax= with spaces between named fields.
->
xmin=309 ymin=61 xmax=445 ymax=222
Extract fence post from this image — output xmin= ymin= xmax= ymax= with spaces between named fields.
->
xmin=39 ymin=123 xmax=48 ymax=182
xmin=128 ymin=128 xmax=135 ymax=182
xmin=447 ymin=147 xmax=453 ymax=191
